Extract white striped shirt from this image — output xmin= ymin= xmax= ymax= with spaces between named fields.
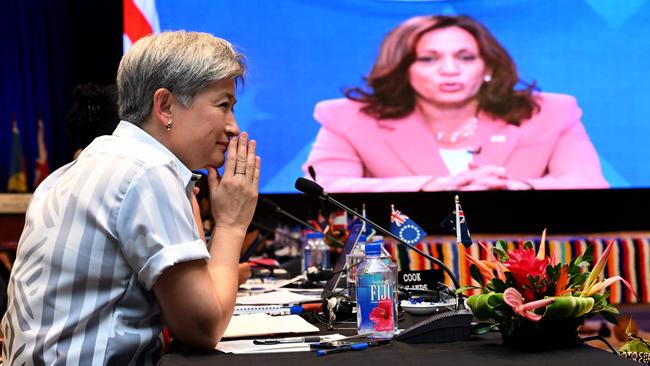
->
xmin=2 ymin=121 xmax=210 ymax=365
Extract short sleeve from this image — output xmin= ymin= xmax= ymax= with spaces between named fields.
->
xmin=115 ymin=163 xmax=209 ymax=290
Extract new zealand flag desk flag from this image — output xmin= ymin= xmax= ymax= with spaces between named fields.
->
xmin=440 ymin=196 xmax=472 ymax=248
xmin=389 ymin=205 xmax=427 ymax=245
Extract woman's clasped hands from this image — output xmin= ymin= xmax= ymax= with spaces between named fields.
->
xmin=208 ymin=131 xmax=261 ymax=232
xmin=424 ymin=163 xmax=532 ymax=191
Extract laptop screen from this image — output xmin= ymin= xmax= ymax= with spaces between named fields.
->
xmin=322 ymin=219 xmax=364 ymax=296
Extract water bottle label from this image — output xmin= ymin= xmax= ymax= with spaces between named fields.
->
xmin=357 ymin=277 xmax=394 ymax=333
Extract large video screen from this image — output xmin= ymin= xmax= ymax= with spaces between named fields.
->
xmin=153 ymin=0 xmax=649 ymax=193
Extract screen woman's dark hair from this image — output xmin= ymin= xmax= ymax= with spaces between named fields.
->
xmin=345 ymin=15 xmax=539 ymax=125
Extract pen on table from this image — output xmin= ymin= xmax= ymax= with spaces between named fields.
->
xmin=234 ymin=304 xmax=321 ymax=316
xmin=253 ymin=336 xmax=324 ymax=345
xmin=316 ymin=340 xmax=390 ymax=357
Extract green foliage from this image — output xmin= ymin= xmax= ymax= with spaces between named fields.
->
xmin=455 ymin=285 xmax=481 ymax=295
xmin=471 ymin=322 xmax=495 ymax=335
xmin=545 ymin=263 xmax=561 ymax=282
xmin=469 ymin=264 xmax=485 ymax=287
xmin=490 ymin=278 xmax=507 ymax=293
xmin=494 ymin=240 xmax=509 ymax=261
xmin=619 ymin=319 xmax=650 ymax=353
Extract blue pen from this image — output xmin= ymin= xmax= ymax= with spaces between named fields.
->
xmin=316 ymin=340 xmax=389 ymax=357
xmin=234 ymin=305 xmax=304 ymax=316
xmin=317 ymin=343 xmax=368 ymax=356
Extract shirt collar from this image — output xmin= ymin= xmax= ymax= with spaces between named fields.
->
xmin=113 ymin=121 xmax=194 ymax=187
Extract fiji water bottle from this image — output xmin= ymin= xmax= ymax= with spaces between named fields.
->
xmin=346 ymin=234 xmax=367 ymax=299
xmin=302 ymin=232 xmax=316 ymax=278
xmin=309 ymin=232 xmax=331 ymax=271
xmin=356 ymin=242 xmax=395 ymax=339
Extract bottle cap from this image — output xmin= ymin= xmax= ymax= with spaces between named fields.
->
xmin=364 ymin=242 xmax=381 ymax=256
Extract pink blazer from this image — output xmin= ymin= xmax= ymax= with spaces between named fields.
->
xmin=302 ymin=93 xmax=608 ymax=192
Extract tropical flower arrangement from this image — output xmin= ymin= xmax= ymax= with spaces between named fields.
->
xmin=464 ymin=235 xmax=638 ymax=349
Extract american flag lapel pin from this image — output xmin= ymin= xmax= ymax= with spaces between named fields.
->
xmin=490 ymin=135 xmax=506 ymax=142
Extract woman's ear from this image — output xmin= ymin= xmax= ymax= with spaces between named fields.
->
xmin=152 ymin=88 xmax=174 ymax=128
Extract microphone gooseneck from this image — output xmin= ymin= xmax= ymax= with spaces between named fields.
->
xmin=261 ymin=198 xmax=345 ymax=248
xmin=294 ymin=178 xmax=461 ymax=290
xmin=295 ymin=178 xmax=472 ymax=344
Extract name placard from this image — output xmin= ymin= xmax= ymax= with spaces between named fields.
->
xmin=397 ymin=269 xmax=442 ymax=290
xmin=0 ymin=194 xmax=32 ymax=214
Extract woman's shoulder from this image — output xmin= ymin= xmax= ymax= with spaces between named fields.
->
xmin=533 ymin=92 xmax=579 ymax=113
xmin=524 ymin=92 xmax=581 ymax=127
xmin=315 ymin=98 xmax=368 ymax=113
xmin=314 ymin=98 xmax=373 ymax=126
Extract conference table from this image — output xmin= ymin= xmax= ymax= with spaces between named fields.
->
xmin=158 ymin=314 xmax=636 ymax=366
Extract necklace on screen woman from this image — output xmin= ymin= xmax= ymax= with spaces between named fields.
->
xmin=434 ymin=116 xmax=479 ymax=143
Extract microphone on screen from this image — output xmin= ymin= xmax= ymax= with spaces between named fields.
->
xmin=294 ymin=177 xmax=473 ymax=344
xmin=308 ymin=165 xmax=317 ymax=182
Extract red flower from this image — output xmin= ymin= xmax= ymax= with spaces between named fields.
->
xmin=504 ymin=247 xmax=550 ymax=301
xmin=369 ymin=299 xmax=394 ymax=332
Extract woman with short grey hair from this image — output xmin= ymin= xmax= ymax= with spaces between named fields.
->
xmin=3 ymin=31 xmax=260 ymax=365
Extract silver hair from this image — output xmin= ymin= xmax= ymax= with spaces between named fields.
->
xmin=117 ymin=31 xmax=245 ymax=126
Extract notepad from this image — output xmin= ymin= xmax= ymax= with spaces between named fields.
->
xmin=222 ymin=313 xmax=319 ymax=338
xmin=216 ymin=334 xmax=346 ymax=354
xmin=238 ymin=275 xmax=304 ymax=292
xmin=235 ymin=290 xmax=321 ymax=305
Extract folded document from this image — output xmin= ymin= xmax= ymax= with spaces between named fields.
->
xmin=223 ymin=313 xmax=319 ymax=339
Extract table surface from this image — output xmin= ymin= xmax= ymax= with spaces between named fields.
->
xmin=158 ymin=314 xmax=637 ymax=366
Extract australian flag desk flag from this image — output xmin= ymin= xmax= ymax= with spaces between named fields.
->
xmin=440 ymin=195 xmax=472 ymax=248
xmin=389 ymin=205 xmax=427 ymax=245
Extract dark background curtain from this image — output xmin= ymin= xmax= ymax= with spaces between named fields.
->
xmin=0 ymin=0 xmax=122 ymax=191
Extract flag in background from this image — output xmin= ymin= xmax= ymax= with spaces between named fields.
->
xmin=33 ymin=116 xmax=50 ymax=189
xmin=332 ymin=209 xmax=348 ymax=231
xmin=361 ymin=204 xmax=376 ymax=238
xmin=455 ymin=199 xmax=472 ymax=247
xmin=123 ymin=0 xmax=160 ymax=52
xmin=439 ymin=195 xmax=472 ymax=248
xmin=8 ymin=117 xmax=28 ymax=192
xmin=389 ymin=205 xmax=427 ymax=245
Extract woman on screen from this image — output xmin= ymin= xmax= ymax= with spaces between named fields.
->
xmin=302 ymin=15 xmax=608 ymax=192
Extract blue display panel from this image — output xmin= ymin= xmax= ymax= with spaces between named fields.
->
xmin=156 ymin=0 xmax=650 ymax=192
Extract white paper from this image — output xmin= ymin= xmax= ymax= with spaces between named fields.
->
xmin=222 ymin=313 xmax=319 ymax=338
xmin=238 ymin=275 xmax=304 ymax=291
xmin=236 ymin=290 xmax=321 ymax=305
xmin=216 ymin=334 xmax=346 ymax=354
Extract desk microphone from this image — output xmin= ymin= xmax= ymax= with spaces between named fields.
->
xmin=260 ymin=198 xmax=346 ymax=249
xmin=294 ymin=178 xmax=458 ymax=288
xmin=294 ymin=177 xmax=472 ymax=343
